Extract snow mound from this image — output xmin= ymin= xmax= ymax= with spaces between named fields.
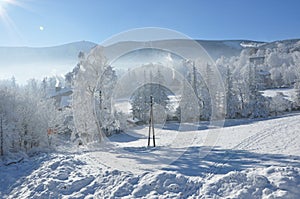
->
xmin=4 ymin=153 xmax=299 ymax=198
xmin=5 ymin=154 xmax=90 ymax=199
xmin=201 ymin=166 xmax=300 ymax=199
xmin=93 ymin=170 xmax=201 ymax=198
xmin=130 ymin=171 xmax=201 ymax=198
xmin=2 ymin=153 xmax=202 ymax=199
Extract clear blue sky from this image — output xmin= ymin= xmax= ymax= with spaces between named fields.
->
xmin=1 ymin=0 xmax=300 ymax=47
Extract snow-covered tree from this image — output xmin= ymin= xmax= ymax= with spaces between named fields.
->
xmin=131 ymin=83 xmax=169 ymax=123
xmin=72 ymin=46 xmax=109 ymax=143
xmin=269 ymin=92 xmax=292 ymax=116
xmin=0 ymin=78 xmax=63 ymax=155
xmin=177 ymin=80 xmax=200 ymax=123
xmin=270 ymin=67 xmax=284 ymax=88
xmin=96 ymin=65 xmax=118 ymax=136
xmin=247 ymin=62 xmax=269 ymax=118
xmin=72 ymin=45 xmax=120 ymax=143
xmin=293 ymin=81 xmax=300 ymax=110
xmin=282 ymin=64 xmax=297 ymax=86
xmin=225 ymin=66 xmax=239 ymax=118
xmin=184 ymin=59 xmax=212 ymax=120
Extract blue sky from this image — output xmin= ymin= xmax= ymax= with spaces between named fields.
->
xmin=1 ymin=0 xmax=300 ymax=47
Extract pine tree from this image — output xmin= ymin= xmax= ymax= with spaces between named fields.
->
xmin=247 ymin=61 xmax=269 ymax=118
xmin=225 ymin=66 xmax=239 ymax=118
xmin=293 ymin=81 xmax=300 ymax=110
xmin=177 ymin=81 xmax=200 ymax=123
xmin=131 ymin=83 xmax=169 ymax=123
xmin=185 ymin=60 xmax=209 ymax=120
xmin=130 ymin=67 xmax=170 ymax=123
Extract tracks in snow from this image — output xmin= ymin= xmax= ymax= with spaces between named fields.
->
xmin=201 ymin=114 xmax=300 ymax=182
xmin=233 ymin=115 xmax=300 ymax=151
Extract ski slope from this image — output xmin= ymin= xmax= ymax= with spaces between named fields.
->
xmin=1 ymin=114 xmax=300 ymax=198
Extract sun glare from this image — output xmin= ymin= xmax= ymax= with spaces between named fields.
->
xmin=0 ymin=0 xmax=26 ymax=20
xmin=0 ymin=0 xmax=11 ymax=19
xmin=0 ymin=1 xmax=8 ymax=20
xmin=0 ymin=0 xmax=5 ymax=11
xmin=0 ymin=0 xmax=31 ymax=41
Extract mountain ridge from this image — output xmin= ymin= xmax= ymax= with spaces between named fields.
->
xmin=2 ymin=38 xmax=299 ymax=49
xmin=1 ymin=38 xmax=300 ymax=83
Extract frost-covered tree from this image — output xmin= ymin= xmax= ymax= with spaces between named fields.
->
xmin=247 ymin=62 xmax=269 ymax=118
xmin=72 ymin=46 xmax=108 ymax=143
xmin=184 ymin=60 xmax=212 ymax=120
xmin=214 ymin=41 xmax=300 ymax=118
xmin=130 ymin=65 xmax=172 ymax=124
xmin=293 ymin=81 xmax=300 ymax=110
xmin=205 ymin=63 xmax=222 ymax=120
xmin=176 ymin=80 xmax=200 ymax=123
xmin=0 ymin=79 xmax=19 ymax=154
xmin=282 ymin=64 xmax=297 ymax=86
xmin=270 ymin=67 xmax=284 ymax=88
xmin=96 ymin=65 xmax=118 ymax=136
xmin=225 ymin=66 xmax=239 ymax=118
xmin=0 ymin=78 xmax=63 ymax=155
xmin=131 ymin=83 xmax=169 ymax=123
xmin=72 ymin=45 xmax=120 ymax=143
xmin=269 ymin=92 xmax=292 ymax=116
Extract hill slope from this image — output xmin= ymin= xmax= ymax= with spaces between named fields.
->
xmin=1 ymin=114 xmax=299 ymax=198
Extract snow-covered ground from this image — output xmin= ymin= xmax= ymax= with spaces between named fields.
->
xmin=1 ymin=114 xmax=300 ymax=198
xmin=262 ymin=88 xmax=296 ymax=102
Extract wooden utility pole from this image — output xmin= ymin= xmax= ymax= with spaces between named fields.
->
xmin=99 ymin=90 xmax=102 ymax=110
xmin=148 ymin=96 xmax=156 ymax=147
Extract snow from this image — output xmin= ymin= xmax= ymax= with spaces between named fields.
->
xmin=201 ymin=166 xmax=300 ymax=198
xmin=114 ymin=98 xmax=132 ymax=114
xmin=262 ymin=88 xmax=296 ymax=101
xmin=1 ymin=114 xmax=300 ymax=198
xmin=240 ymin=41 xmax=266 ymax=48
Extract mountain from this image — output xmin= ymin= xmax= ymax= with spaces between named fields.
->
xmin=0 ymin=41 xmax=96 ymax=65
xmin=103 ymin=39 xmax=264 ymax=61
xmin=0 ymin=41 xmax=96 ymax=84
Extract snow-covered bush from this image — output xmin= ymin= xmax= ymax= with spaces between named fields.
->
xmin=0 ymin=78 xmax=64 ymax=155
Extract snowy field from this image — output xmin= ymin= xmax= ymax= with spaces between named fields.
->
xmin=1 ymin=114 xmax=300 ymax=198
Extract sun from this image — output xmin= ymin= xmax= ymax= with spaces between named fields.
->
xmin=0 ymin=0 xmax=25 ymax=20
xmin=0 ymin=0 xmax=13 ymax=20
xmin=0 ymin=1 xmax=8 ymax=23
xmin=0 ymin=1 xmax=7 ymax=16
xmin=0 ymin=0 xmax=30 ymax=38
xmin=0 ymin=0 xmax=21 ymax=8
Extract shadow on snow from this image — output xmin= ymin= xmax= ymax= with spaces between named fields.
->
xmin=164 ymin=146 xmax=300 ymax=176
xmin=161 ymin=112 xmax=300 ymax=131
xmin=111 ymin=145 xmax=300 ymax=177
